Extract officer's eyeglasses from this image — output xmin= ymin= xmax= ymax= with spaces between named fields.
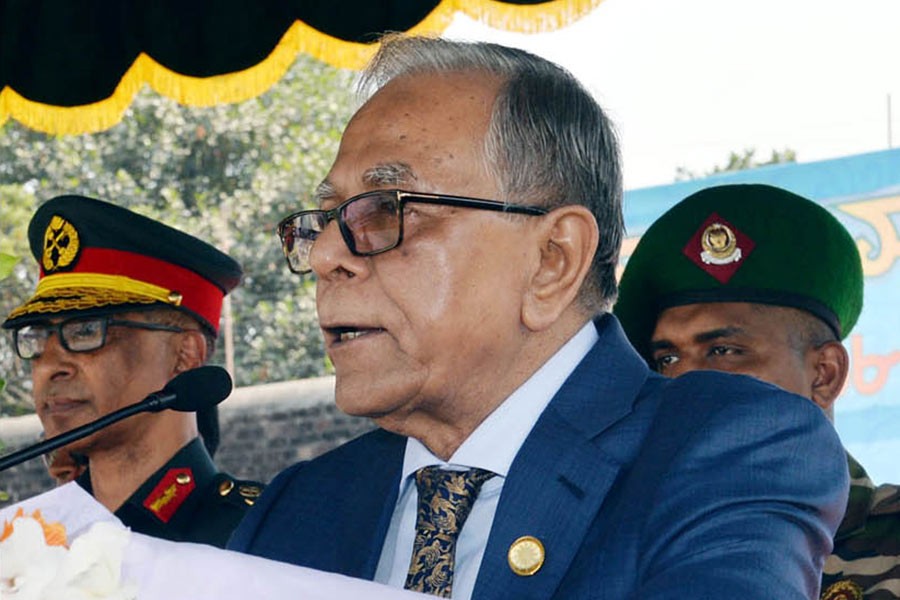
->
xmin=13 ymin=316 xmax=185 ymax=360
xmin=276 ymin=189 xmax=549 ymax=274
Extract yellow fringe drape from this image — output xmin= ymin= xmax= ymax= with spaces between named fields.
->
xmin=0 ymin=0 xmax=604 ymax=136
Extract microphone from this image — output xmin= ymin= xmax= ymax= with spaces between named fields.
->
xmin=141 ymin=365 xmax=233 ymax=413
xmin=0 ymin=366 xmax=232 ymax=473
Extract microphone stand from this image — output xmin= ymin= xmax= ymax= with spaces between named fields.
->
xmin=0 ymin=391 xmax=175 ymax=473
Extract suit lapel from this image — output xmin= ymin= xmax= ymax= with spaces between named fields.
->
xmin=473 ymin=315 xmax=652 ymax=598
xmin=349 ymin=430 xmax=407 ymax=579
xmin=346 ymin=432 xmax=407 ymax=578
xmin=295 ymin=429 xmax=405 ymax=578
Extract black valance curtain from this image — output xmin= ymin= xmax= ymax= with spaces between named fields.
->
xmin=0 ymin=0 xmax=603 ymax=134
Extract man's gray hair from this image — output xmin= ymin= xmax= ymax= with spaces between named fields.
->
xmin=359 ymin=35 xmax=623 ymax=312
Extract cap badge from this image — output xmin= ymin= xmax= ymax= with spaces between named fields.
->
xmin=682 ymin=212 xmax=756 ymax=284
xmin=508 ymin=535 xmax=545 ymax=576
xmin=42 ymin=215 xmax=80 ymax=273
xmin=700 ymin=222 xmax=740 ymax=265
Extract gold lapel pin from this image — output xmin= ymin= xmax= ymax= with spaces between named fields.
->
xmin=508 ymin=535 xmax=545 ymax=576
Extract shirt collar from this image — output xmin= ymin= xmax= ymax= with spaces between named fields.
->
xmin=401 ymin=320 xmax=599 ymax=482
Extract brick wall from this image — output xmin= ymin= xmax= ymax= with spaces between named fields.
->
xmin=0 ymin=376 xmax=376 ymax=506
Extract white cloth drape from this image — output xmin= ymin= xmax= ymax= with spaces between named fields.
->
xmin=0 ymin=483 xmax=425 ymax=600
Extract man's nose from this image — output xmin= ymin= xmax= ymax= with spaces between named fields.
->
xmin=308 ymin=219 xmax=367 ymax=280
xmin=31 ymin=332 xmax=76 ymax=379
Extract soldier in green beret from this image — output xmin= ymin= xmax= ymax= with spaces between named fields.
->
xmin=615 ymin=183 xmax=900 ymax=600
xmin=3 ymin=194 xmax=264 ymax=548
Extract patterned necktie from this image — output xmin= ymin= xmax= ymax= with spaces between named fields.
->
xmin=404 ymin=466 xmax=495 ymax=597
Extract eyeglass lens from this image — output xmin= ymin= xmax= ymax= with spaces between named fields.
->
xmin=341 ymin=192 xmax=401 ymax=254
xmin=281 ymin=191 xmax=402 ymax=273
xmin=15 ymin=318 xmax=107 ymax=359
xmin=282 ymin=213 xmax=324 ymax=273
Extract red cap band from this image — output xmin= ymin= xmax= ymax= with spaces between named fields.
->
xmin=40 ymin=247 xmax=225 ymax=332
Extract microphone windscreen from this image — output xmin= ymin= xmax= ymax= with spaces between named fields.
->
xmin=164 ymin=366 xmax=233 ymax=412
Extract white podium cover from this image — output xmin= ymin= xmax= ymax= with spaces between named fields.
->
xmin=1 ymin=483 xmax=424 ymax=600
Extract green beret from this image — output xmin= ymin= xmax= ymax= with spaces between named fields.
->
xmin=3 ymin=194 xmax=242 ymax=335
xmin=614 ymin=184 xmax=864 ymax=360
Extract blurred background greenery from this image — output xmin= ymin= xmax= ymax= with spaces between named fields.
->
xmin=0 ymin=55 xmax=357 ymax=415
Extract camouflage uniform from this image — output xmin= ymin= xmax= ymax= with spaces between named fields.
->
xmin=821 ymin=456 xmax=900 ymax=599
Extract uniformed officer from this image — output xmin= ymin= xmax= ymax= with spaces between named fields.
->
xmin=3 ymin=194 xmax=264 ymax=548
xmin=614 ymin=183 xmax=900 ymax=600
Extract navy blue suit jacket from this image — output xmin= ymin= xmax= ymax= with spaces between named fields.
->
xmin=230 ymin=315 xmax=848 ymax=598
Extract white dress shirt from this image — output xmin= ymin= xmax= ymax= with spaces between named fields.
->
xmin=374 ymin=321 xmax=599 ymax=599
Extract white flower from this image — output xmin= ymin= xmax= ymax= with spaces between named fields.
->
xmin=1 ymin=512 xmax=136 ymax=600
xmin=1 ymin=516 xmax=68 ymax=600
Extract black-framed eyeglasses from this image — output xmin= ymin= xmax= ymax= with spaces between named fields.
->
xmin=276 ymin=189 xmax=549 ymax=274
xmin=13 ymin=316 xmax=186 ymax=360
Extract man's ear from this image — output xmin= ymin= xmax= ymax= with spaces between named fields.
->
xmin=173 ymin=329 xmax=208 ymax=375
xmin=809 ymin=341 xmax=849 ymax=416
xmin=522 ymin=205 xmax=599 ymax=331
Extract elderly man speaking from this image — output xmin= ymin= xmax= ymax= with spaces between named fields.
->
xmin=229 ymin=35 xmax=848 ymax=599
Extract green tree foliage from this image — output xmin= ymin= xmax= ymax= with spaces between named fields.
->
xmin=0 ymin=255 xmax=17 ymax=278
xmin=675 ymin=148 xmax=797 ymax=181
xmin=0 ymin=249 xmax=17 ymax=397
xmin=0 ymin=55 xmax=357 ymax=415
xmin=0 ymin=247 xmax=13 ymax=498
xmin=0 ymin=186 xmax=35 ymax=414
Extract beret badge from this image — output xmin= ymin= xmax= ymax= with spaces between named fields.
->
xmin=700 ymin=222 xmax=740 ymax=265
xmin=42 ymin=215 xmax=80 ymax=273
xmin=682 ymin=212 xmax=755 ymax=284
